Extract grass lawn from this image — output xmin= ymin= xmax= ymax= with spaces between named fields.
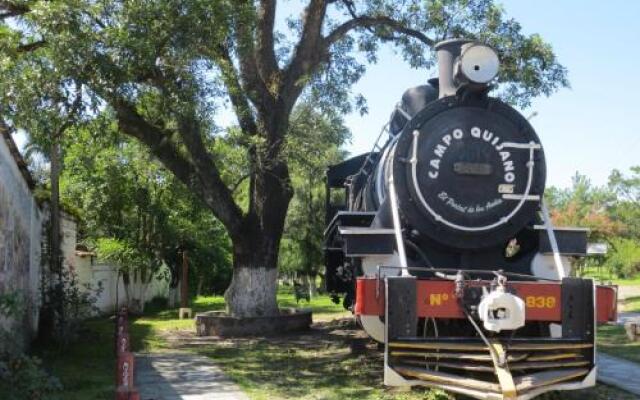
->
xmin=620 ymin=296 xmax=640 ymax=313
xmin=31 ymin=289 xmax=347 ymax=399
xmin=27 ymin=289 xmax=638 ymax=400
xmin=597 ymin=324 xmax=640 ymax=364
xmin=580 ymin=266 xmax=640 ymax=286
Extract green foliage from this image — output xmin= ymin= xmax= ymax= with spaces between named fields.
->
xmin=279 ymin=102 xmax=350 ymax=284
xmin=96 ymin=238 xmax=147 ymax=273
xmin=605 ymin=238 xmax=640 ymax=279
xmin=0 ymin=354 xmax=63 ymax=400
xmin=38 ymin=267 xmax=103 ymax=346
xmin=310 ymin=0 xmax=568 ymax=111
xmin=547 ymin=168 xmax=640 ymax=280
xmin=608 ymin=166 xmax=640 ymax=239
xmin=2 ymin=0 xmax=570 ymax=315
xmin=63 ymin=121 xmax=232 ymax=295
xmin=545 ymin=173 xmax=621 ymax=241
xmin=0 ymin=292 xmax=62 ymax=400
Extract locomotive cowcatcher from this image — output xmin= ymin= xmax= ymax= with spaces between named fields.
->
xmin=324 ymin=39 xmax=618 ymax=400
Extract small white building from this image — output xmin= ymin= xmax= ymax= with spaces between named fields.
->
xmin=72 ymin=249 xmax=173 ymax=314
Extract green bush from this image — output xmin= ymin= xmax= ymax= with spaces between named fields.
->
xmin=606 ymin=238 xmax=640 ymax=278
xmin=0 ymin=292 xmax=62 ymax=399
xmin=0 ymin=354 xmax=62 ymax=400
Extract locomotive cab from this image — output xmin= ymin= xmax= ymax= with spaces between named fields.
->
xmin=323 ymin=39 xmax=617 ymax=400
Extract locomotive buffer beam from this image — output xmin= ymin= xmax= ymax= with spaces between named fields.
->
xmin=382 ymin=277 xmax=601 ymax=400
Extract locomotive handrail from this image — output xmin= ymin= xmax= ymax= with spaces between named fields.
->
xmin=540 ymin=200 xmax=567 ymax=279
xmin=388 ymin=143 xmax=410 ymax=272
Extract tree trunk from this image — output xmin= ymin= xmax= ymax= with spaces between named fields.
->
xmin=50 ymin=137 xmax=64 ymax=329
xmin=308 ymin=273 xmax=318 ymax=298
xmin=221 ymin=107 xmax=292 ymax=317
xmin=224 ymin=266 xmax=278 ymax=317
xmin=122 ymin=271 xmax=131 ymax=310
xmin=196 ymin=275 xmax=204 ymax=297
xmin=224 ymin=232 xmax=280 ymax=317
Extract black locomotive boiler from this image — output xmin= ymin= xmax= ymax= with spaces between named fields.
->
xmin=324 ymin=39 xmax=617 ymax=400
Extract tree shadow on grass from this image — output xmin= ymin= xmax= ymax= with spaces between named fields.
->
xmin=34 ymin=317 xmax=153 ymax=400
xmin=186 ymin=319 xmax=439 ymax=400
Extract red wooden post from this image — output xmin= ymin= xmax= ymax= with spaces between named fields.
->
xmin=117 ymin=332 xmax=130 ymax=354
xmin=116 ymin=352 xmax=135 ymax=388
xmin=116 ymin=387 xmax=139 ymax=400
xmin=114 ymin=306 xmax=138 ymax=400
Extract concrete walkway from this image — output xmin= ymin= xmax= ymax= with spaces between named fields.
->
xmin=618 ymin=312 xmax=640 ymax=325
xmin=135 ymin=353 xmax=249 ymax=400
xmin=597 ymin=353 xmax=640 ymax=396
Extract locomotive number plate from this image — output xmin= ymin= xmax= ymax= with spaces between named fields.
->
xmin=525 ymin=296 xmax=557 ymax=309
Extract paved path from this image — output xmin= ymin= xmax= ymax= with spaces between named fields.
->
xmin=618 ymin=312 xmax=640 ymax=325
xmin=617 ymin=285 xmax=640 ymax=301
xmin=135 ymin=353 xmax=249 ymax=400
xmin=597 ymin=353 xmax=640 ymax=396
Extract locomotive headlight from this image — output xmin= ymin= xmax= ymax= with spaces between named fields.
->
xmin=458 ymin=44 xmax=500 ymax=84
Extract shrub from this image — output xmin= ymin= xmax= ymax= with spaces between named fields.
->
xmin=0 ymin=354 xmax=62 ymax=400
xmin=606 ymin=238 xmax=640 ymax=278
xmin=0 ymin=292 xmax=62 ymax=399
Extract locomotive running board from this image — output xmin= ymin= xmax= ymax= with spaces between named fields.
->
xmin=383 ymin=276 xmax=598 ymax=400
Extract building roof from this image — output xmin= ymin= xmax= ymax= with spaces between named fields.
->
xmin=0 ymin=119 xmax=36 ymax=190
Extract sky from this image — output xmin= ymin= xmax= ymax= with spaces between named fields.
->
xmin=12 ymin=1 xmax=639 ymax=189
xmin=340 ymin=0 xmax=640 ymax=189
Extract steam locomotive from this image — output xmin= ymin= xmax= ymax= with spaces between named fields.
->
xmin=324 ymin=39 xmax=617 ymax=400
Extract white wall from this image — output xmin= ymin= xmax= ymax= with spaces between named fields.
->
xmin=0 ymin=135 xmax=42 ymax=350
xmin=74 ymin=256 xmax=171 ymax=315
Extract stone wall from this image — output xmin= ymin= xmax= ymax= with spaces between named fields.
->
xmin=0 ymin=133 xmax=42 ymax=350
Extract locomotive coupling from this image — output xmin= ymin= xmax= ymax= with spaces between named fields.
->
xmin=478 ymin=275 xmax=526 ymax=333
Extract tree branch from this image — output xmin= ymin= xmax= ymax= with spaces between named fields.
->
xmin=255 ymin=0 xmax=280 ymax=80
xmin=230 ymin=1 xmax=274 ymax=113
xmin=175 ymin=114 xmax=245 ymax=236
xmin=324 ymin=15 xmax=435 ymax=48
xmin=215 ymin=44 xmax=259 ymax=137
xmin=16 ymin=40 xmax=46 ymax=53
xmin=282 ymin=0 xmax=328 ymax=111
xmin=0 ymin=1 xmax=29 ymax=18
xmin=111 ymin=98 xmax=244 ymax=237
xmin=231 ymin=173 xmax=250 ymax=193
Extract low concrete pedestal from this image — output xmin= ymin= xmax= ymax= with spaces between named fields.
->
xmin=195 ymin=308 xmax=312 ymax=337
xmin=625 ymin=320 xmax=640 ymax=341
xmin=179 ymin=308 xmax=193 ymax=319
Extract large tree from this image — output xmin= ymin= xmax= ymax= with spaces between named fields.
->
xmin=1 ymin=0 xmax=568 ymax=317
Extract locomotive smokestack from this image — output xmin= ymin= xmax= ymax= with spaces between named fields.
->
xmin=435 ymin=38 xmax=471 ymax=98
xmin=435 ymin=39 xmax=500 ymax=98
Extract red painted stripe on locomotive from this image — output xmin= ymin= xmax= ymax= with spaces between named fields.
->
xmin=354 ymin=277 xmax=617 ymax=323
